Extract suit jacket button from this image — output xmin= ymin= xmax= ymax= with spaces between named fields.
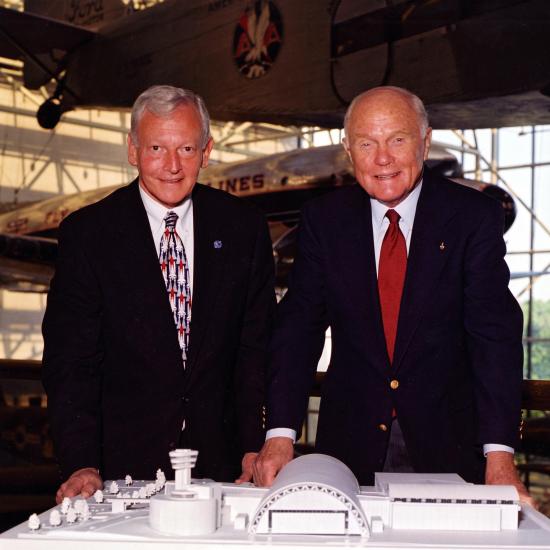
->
xmin=378 ymin=423 xmax=388 ymax=432
xmin=390 ymin=379 xmax=399 ymax=390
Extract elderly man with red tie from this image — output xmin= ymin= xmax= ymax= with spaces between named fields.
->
xmin=252 ymin=86 xmax=532 ymax=505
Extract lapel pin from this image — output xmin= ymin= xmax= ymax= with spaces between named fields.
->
xmin=213 ymin=240 xmax=223 ymax=249
xmin=439 ymin=242 xmax=445 ymax=251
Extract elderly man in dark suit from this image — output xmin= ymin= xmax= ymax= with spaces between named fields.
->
xmin=42 ymin=85 xmax=275 ymax=503
xmin=253 ymin=86 xmax=532 ymax=504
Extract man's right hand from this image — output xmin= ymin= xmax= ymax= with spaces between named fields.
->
xmin=252 ymin=437 xmax=294 ymax=487
xmin=56 ymin=467 xmax=103 ymax=504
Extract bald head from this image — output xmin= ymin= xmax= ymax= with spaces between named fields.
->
xmin=344 ymin=86 xmax=429 ymax=139
xmin=341 ymin=86 xmax=432 ymax=207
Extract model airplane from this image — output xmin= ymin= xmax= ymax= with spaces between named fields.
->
xmin=0 ymin=143 xmax=517 ymax=292
xmin=0 ymin=0 xmax=549 ymax=129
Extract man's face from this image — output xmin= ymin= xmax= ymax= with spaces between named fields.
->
xmin=127 ymin=104 xmax=213 ymax=208
xmin=343 ymin=90 xmax=432 ymax=207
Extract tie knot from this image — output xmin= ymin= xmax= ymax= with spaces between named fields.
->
xmin=164 ymin=211 xmax=178 ymax=230
xmin=385 ymin=209 xmax=400 ymax=225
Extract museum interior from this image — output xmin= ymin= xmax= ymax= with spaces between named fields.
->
xmin=0 ymin=0 xmax=549 ymax=535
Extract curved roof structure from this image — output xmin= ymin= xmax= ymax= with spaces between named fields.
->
xmin=249 ymin=454 xmax=369 ymax=536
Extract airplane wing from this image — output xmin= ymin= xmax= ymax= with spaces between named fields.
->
xmin=0 ymin=6 xmax=95 ymax=60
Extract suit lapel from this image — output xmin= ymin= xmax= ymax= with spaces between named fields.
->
xmin=116 ymin=180 xmax=170 ymax=303
xmin=185 ymin=185 xmax=226 ymax=375
xmin=341 ymin=188 xmax=389 ymax=376
xmin=392 ymin=170 xmax=460 ymax=372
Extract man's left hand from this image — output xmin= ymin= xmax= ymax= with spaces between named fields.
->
xmin=55 ymin=467 xmax=103 ymax=504
xmin=485 ymin=451 xmax=536 ymax=508
xmin=235 ymin=452 xmax=258 ymax=484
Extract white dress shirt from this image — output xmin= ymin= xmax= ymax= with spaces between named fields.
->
xmin=267 ymin=182 xmax=513 ymax=456
xmin=139 ymin=185 xmax=194 ymax=294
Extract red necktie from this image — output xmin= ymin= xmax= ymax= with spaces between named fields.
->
xmin=378 ymin=209 xmax=407 ymax=364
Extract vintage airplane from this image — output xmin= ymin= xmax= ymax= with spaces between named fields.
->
xmin=0 ymin=0 xmax=549 ymax=130
xmin=0 ymin=143 xmax=517 ymax=292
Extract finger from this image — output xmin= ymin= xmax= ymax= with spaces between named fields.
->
xmin=81 ymin=481 xmax=99 ymax=499
xmin=252 ymin=461 xmax=264 ymax=486
xmin=513 ymin=483 xmax=535 ymax=508
xmin=254 ymin=457 xmax=271 ymax=487
xmin=63 ymin=477 xmax=85 ymax=498
xmin=258 ymin=472 xmax=275 ymax=487
xmin=235 ymin=462 xmax=254 ymax=484
xmin=263 ymin=465 xmax=277 ymax=487
xmin=519 ymin=493 xmax=537 ymax=509
xmin=253 ymin=461 xmax=274 ymax=487
xmin=235 ymin=470 xmax=253 ymax=484
xmin=56 ymin=480 xmax=72 ymax=501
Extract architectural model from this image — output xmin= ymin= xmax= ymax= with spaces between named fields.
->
xmin=2 ymin=449 xmax=550 ymax=550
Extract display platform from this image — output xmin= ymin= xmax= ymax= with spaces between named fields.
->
xmin=2 ymin=450 xmax=550 ymax=550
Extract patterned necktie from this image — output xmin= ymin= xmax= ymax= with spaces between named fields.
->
xmin=378 ymin=209 xmax=407 ymax=364
xmin=159 ymin=211 xmax=191 ymax=366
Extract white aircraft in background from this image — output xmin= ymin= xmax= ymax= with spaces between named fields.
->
xmin=0 ymin=143 xmax=519 ymax=293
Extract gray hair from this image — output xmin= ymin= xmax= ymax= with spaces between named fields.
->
xmin=130 ymin=85 xmax=211 ymax=148
xmin=344 ymin=86 xmax=429 ymax=138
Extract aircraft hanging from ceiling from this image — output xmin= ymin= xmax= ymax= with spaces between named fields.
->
xmin=0 ymin=0 xmax=549 ymax=130
xmin=0 ymin=143 xmax=517 ymax=292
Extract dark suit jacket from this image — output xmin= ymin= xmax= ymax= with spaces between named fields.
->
xmin=42 ymin=180 xmax=275 ymax=482
xmin=267 ymin=167 xmax=523 ymax=485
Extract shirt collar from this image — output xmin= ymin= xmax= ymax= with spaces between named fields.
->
xmin=370 ymin=179 xmax=423 ymax=233
xmin=139 ymin=183 xmax=192 ymax=232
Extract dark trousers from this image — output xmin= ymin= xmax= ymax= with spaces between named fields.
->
xmin=382 ymin=417 xmax=414 ymax=473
